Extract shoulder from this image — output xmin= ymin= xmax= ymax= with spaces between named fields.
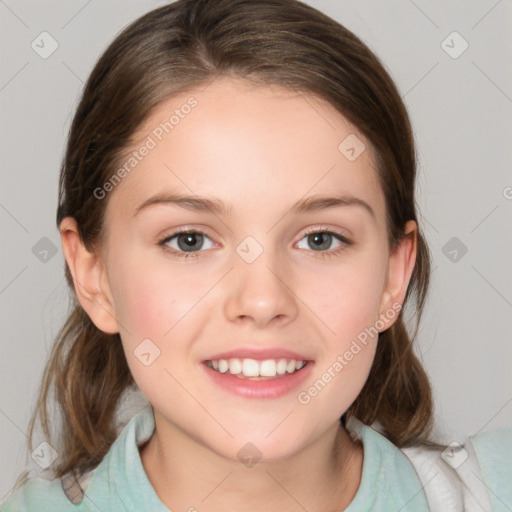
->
xmin=1 ymin=396 xmax=153 ymax=512
xmin=347 ymin=417 xmax=512 ymax=512
xmin=469 ymin=426 xmax=512 ymax=511
xmin=0 ymin=477 xmax=76 ymax=512
xmin=346 ymin=417 xmax=432 ymax=510
xmin=401 ymin=426 xmax=512 ymax=512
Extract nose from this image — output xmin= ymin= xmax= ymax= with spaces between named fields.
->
xmin=223 ymin=246 xmax=299 ymax=328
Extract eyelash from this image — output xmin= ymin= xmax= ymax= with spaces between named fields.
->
xmin=157 ymin=226 xmax=352 ymax=260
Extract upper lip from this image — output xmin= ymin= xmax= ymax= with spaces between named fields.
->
xmin=203 ymin=348 xmax=313 ymax=362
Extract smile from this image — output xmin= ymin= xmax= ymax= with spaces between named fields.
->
xmin=205 ymin=358 xmax=308 ymax=379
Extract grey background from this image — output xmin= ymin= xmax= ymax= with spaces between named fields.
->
xmin=1 ymin=0 xmax=511 ymax=500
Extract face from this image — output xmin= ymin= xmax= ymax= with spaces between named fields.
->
xmin=82 ymin=77 xmax=410 ymax=461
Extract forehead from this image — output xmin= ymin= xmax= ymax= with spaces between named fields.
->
xmin=107 ymin=77 xmax=385 ymax=223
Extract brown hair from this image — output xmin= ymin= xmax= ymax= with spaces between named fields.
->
xmin=23 ymin=0 xmax=434 ymax=489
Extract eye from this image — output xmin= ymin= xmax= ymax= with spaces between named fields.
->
xmin=158 ymin=229 xmax=214 ymax=258
xmin=296 ymin=228 xmax=352 ymax=256
xmin=158 ymin=227 xmax=352 ymax=260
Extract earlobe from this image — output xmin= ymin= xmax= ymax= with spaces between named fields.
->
xmin=378 ymin=220 xmax=417 ymax=331
xmin=59 ymin=217 xmax=119 ymax=334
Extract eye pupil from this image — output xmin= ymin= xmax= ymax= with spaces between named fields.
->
xmin=178 ymin=233 xmax=203 ymax=251
xmin=309 ymin=233 xmax=331 ymax=251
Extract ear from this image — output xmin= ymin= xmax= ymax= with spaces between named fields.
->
xmin=378 ymin=220 xmax=417 ymax=332
xmin=59 ymin=217 xmax=119 ymax=334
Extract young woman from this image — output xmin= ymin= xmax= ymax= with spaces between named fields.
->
xmin=2 ymin=1 xmax=510 ymax=510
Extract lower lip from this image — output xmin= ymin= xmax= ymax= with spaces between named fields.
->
xmin=201 ymin=362 xmax=314 ymax=399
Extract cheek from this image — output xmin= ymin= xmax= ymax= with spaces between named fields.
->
xmin=112 ymin=271 xmax=172 ymax=339
xmin=108 ymin=256 xmax=217 ymax=377
xmin=109 ymin=262 xmax=199 ymax=402
xmin=110 ymin=258 xmax=206 ymax=340
xmin=311 ymin=256 xmax=387 ymax=344
xmin=294 ymin=253 xmax=386 ymax=415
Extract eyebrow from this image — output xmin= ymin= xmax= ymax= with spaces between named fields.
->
xmin=133 ymin=192 xmax=375 ymax=220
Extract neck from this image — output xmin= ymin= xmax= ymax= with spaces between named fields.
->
xmin=140 ymin=414 xmax=363 ymax=512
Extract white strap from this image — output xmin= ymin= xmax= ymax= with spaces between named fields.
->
xmin=402 ymin=438 xmax=492 ymax=512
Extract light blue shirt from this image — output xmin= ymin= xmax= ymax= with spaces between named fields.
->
xmin=1 ymin=403 xmax=510 ymax=511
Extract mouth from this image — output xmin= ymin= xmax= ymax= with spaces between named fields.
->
xmin=201 ymin=355 xmax=314 ymax=399
xmin=204 ymin=357 xmax=309 ymax=380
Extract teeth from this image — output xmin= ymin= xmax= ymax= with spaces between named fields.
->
xmin=260 ymin=359 xmax=276 ymax=377
xmin=276 ymin=359 xmax=288 ymax=375
xmin=218 ymin=359 xmax=229 ymax=373
xmin=206 ymin=358 xmax=307 ymax=378
xmin=229 ymin=359 xmax=242 ymax=375
xmin=242 ymin=359 xmax=260 ymax=377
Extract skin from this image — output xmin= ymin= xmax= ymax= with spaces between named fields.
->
xmin=60 ymin=77 xmax=417 ymax=511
